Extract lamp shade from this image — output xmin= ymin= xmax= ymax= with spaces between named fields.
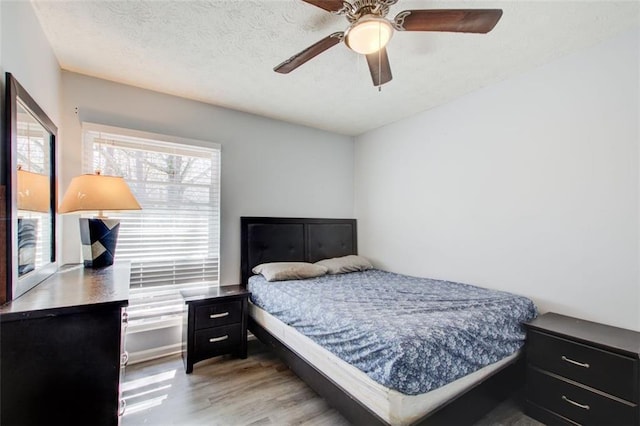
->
xmin=345 ymin=15 xmax=394 ymax=55
xmin=59 ymin=173 xmax=141 ymax=214
xmin=17 ymin=169 xmax=50 ymax=213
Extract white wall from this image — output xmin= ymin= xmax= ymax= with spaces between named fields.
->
xmin=1 ymin=1 xmax=61 ymax=286
xmin=0 ymin=1 xmax=61 ymax=125
xmin=60 ymin=72 xmax=354 ymax=285
xmin=355 ymin=28 xmax=639 ymax=331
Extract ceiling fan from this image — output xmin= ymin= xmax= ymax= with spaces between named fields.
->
xmin=274 ymin=0 xmax=503 ymax=87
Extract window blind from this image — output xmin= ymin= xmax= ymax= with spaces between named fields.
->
xmin=82 ymin=123 xmax=220 ymax=331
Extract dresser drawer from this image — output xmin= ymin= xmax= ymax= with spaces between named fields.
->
xmin=195 ymin=301 xmax=242 ymax=329
xmin=194 ymin=324 xmax=242 ymax=356
xmin=527 ymin=367 xmax=636 ymax=426
xmin=528 ymin=330 xmax=637 ymax=402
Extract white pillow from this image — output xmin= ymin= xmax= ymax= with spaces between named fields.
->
xmin=252 ymin=262 xmax=328 ymax=282
xmin=314 ymin=255 xmax=373 ymax=275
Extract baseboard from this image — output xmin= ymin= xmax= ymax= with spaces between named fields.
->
xmin=128 ymin=342 xmax=184 ymax=365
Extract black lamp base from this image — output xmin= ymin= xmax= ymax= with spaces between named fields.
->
xmin=17 ymin=218 xmax=38 ymax=275
xmin=79 ymin=218 xmax=121 ymax=268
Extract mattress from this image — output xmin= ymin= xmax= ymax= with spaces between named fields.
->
xmin=250 ymin=303 xmax=520 ymax=425
xmin=248 ymin=269 xmax=537 ymax=395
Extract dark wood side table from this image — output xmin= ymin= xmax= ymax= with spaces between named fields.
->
xmin=524 ymin=312 xmax=640 ymax=426
xmin=181 ymin=285 xmax=250 ymax=373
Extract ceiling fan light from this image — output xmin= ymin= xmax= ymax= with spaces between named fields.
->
xmin=345 ymin=15 xmax=393 ymax=55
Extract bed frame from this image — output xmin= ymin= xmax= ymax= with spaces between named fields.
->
xmin=240 ymin=216 xmax=524 ymax=425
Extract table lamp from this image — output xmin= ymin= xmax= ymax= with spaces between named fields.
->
xmin=59 ymin=171 xmax=141 ymax=268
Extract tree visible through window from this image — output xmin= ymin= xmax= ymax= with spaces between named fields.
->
xmin=83 ymin=123 xmax=220 ymax=357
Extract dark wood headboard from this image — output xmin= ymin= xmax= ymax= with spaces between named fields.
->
xmin=240 ymin=217 xmax=357 ymax=286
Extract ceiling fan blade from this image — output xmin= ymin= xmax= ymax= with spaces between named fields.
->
xmin=274 ymin=32 xmax=343 ymax=74
xmin=301 ymin=0 xmax=346 ymax=13
xmin=366 ymin=47 xmax=392 ymax=87
xmin=394 ymin=9 xmax=503 ymax=33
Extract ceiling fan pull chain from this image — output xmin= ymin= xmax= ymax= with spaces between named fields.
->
xmin=378 ymin=21 xmax=382 ymax=90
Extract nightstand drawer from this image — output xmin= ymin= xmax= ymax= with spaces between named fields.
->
xmin=195 ymin=301 xmax=242 ymax=329
xmin=528 ymin=330 xmax=637 ymax=402
xmin=194 ymin=324 xmax=242 ymax=355
xmin=528 ymin=367 xmax=636 ymax=426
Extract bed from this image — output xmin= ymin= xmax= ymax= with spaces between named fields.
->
xmin=241 ymin=217 xmax=536 ymax=425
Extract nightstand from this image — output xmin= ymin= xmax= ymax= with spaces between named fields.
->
xmin=524 ymin=312 xmax=640 ymax=425
xmin=181 ymin=285 xmax=250 ymax=374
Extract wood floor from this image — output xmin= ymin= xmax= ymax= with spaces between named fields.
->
xmin=121 ymin=339 xmax=544 ymax=426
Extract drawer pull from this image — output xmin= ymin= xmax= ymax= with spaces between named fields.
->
xmin=562 ymin=395 xmax=590 ymax=410
xmin=121 ymin=351 xmax=129 ymax=366
xmin=118 ymin=398 xmax=127 ymax=416
xmin=561 ymin=355 xmax=590 ymax=368
xmin=209 ymin=335 xmax=229 ymax=343
xmin=209 ymin=312 xmax=229 ymax=319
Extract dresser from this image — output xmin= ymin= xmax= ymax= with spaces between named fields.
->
xmin=524 ymin=312 xmax=640 ymax=425
xmin=181 ymin=285 xmax=250 ymax=373
xmin=0 ymin=263 xmax=130 ymax=426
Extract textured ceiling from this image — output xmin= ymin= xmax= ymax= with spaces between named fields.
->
xmin=32 ymin=0 xmax=639 ymax=136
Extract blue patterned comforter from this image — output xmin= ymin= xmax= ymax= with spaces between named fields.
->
xmin=248 ymin=269 xmax=536 ymax=395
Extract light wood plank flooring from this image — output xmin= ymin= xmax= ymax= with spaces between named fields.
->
xmin=121 ymin=340 xmax=544 ymax=426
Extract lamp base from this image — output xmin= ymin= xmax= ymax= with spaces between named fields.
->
xmin=18 ymin=218 xmax=38 ymax=275
xmin=79 ymin=218 xmax=121 ymax=268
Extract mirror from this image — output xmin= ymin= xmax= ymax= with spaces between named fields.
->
xmin=3 ymin=73 xmax=57 ymax=301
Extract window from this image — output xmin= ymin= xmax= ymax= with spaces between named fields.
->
xmin=83 ymin=123 xmax=220 ymax=360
